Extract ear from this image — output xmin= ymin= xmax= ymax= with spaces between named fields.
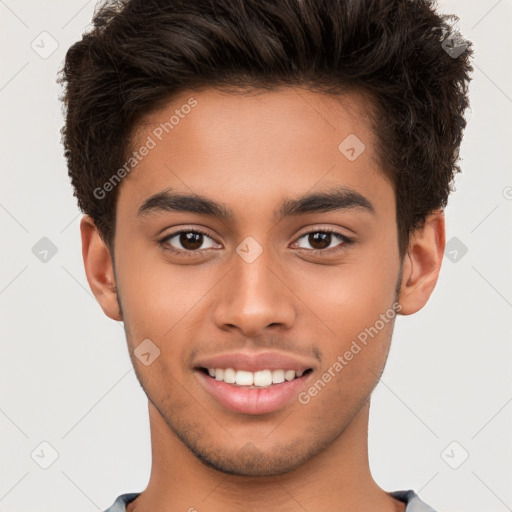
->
xmin=80 ymin=215 xmax=122 ymax=321
xmin=397 ymin=210 xmax=445 ymax=315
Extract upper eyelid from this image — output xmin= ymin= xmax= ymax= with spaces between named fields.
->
xmin=291 ymin=230 xmax=350 ymax=250
xmin=162 ymin=227 xmax=218 ymax=243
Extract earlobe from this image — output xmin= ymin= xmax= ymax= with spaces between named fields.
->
xmin=80 ymin=215 xmax=122 ymax=321
xmin=397 ymin=210 xmax=446 ymax=315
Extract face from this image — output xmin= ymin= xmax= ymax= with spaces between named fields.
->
xmin=109 ymin=87 xmax=403 ymax=476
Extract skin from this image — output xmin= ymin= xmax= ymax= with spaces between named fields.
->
xmin=81 ymin=87 xmax=445 ymax=512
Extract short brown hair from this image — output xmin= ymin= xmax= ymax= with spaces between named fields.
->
xmin=59 ymin=0 xmax=473 ymax=257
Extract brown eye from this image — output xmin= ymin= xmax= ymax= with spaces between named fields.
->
xmin=161 ymin=230 xmax=218 ymax=253
xmin=179 ymin=232 xmax=203 ymax=250
xmin=307 ymin=232 xmax=331 ymax=250
xmin=296 ymin=231 xmax=348 ymax=252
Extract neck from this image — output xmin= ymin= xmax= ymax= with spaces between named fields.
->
xmin=127 ymin=400 xmax=404 ymax=512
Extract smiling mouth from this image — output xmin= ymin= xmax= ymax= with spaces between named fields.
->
xmin=197 ymin=367 xmax=313 ymax=388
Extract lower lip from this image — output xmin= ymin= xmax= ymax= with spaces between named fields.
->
xmin=194 ymin=370 xmax=312 ymax=415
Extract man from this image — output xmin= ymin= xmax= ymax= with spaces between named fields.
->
xmin=59 ymin=0 xmax=473 ymax=510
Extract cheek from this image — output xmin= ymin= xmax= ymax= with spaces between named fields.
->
xmin=284 ymin=244 xmax=399 ymax=384
xmin=295 ymin=315 xmax=395 ymax=421
xmin=290 ymin=256 xmax=399 ymax=340
xmin=115 ymin=244 xmax=215 ymax=337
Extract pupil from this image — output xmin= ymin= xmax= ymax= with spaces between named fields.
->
xmin=309 ymin=232 xmax=331 ymax=249
xmin=180 ymin=232 xmax=203 ymax=250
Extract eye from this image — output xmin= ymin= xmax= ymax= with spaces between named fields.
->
xmin=158 ymin=227 xmax=353 ymax=258
xmin=293 ymin=229 xmax=353 ymax=253
xmin=159 ymin=229 xmax=220 ymax=255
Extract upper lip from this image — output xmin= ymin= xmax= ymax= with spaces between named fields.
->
xmin=193 ymin=350 xmax=316 ymax=373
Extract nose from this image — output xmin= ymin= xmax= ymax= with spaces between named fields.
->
xmin=213 ymin=250 xmax=296 ymax=337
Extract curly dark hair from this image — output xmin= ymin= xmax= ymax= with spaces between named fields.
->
xmin=59 ymin=0 xmax=473 ymax=258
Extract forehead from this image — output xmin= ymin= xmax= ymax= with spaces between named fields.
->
xmin=135 ymin=86 xmax=376 ymax=159
xmin=118 ymin=87 xmax=392 ymax=219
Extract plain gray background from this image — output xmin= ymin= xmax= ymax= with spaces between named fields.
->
xmin=1 ymin=1 xmax=511 ymax=511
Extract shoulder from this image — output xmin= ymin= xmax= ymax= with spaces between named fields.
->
xmin=390 ymin=490 xmax=439 ymax=512
xmin=101 ymin=492 xmax=141 ymax=512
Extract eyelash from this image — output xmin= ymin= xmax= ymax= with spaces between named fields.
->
xmin=158 ymin=227 xmax=354 ymax=257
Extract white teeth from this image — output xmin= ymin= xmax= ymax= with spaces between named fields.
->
xmin=271 ymin=369 xmax=285 ymax=384
xmin=223 ymin=368 xmax=236 ymax=383
xmin=235 ymin=370 xmax=253 ymax=386
xmin=254 ymin=370 xmax=272 ymax=387
xmin=284 ymin=370 xmax=296 ymax=381
xmin=206 ymin=367 xmax=307 ymax=387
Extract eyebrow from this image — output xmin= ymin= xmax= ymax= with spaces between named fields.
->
xmin=137 ymin=186 xmax=376 ymax=221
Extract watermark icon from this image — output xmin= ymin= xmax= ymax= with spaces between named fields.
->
xmin=444 ymin=236 xmax=468 ymax=263
xmin=31 ymin=31 xmax=59 ymax=59
xmin=93 ymin=97 xmax=198 ymax=200
xmin=503 ymin=186 xmax=512 ymax=200
xmin=236 ymin=236 xmax=263 ymax=263
xmin=441 ymin=441 xmax=469 ymax=469
xmin=31 ymin=441 xmax=59 ymax=469
xmin=298 ymin=302 xmax=402 ymax=405
xmin=32 ymin=237 xmax=58 ymax=263
xmin=134 ymin=338 xmax=161 ymax=366
xmin=338 ymin=133 xmax=366 ymax=161
xmin=441 ymin=32 xmax=467 ymax=59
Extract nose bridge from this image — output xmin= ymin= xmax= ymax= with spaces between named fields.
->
xmin=213 ymin=244 xmax=296 ymax=335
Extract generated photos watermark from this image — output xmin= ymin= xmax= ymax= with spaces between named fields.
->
xmin=93 ymin=97 xmax=198 ymax=200
xmin=298 ymin=301 xmax=402 ymax=405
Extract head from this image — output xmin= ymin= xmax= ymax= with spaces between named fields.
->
xmin=60 ymin=0 xmax=472 ymax=476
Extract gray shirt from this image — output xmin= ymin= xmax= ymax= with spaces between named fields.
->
xmin=102 ymin=490 xmax=437 ymax=511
